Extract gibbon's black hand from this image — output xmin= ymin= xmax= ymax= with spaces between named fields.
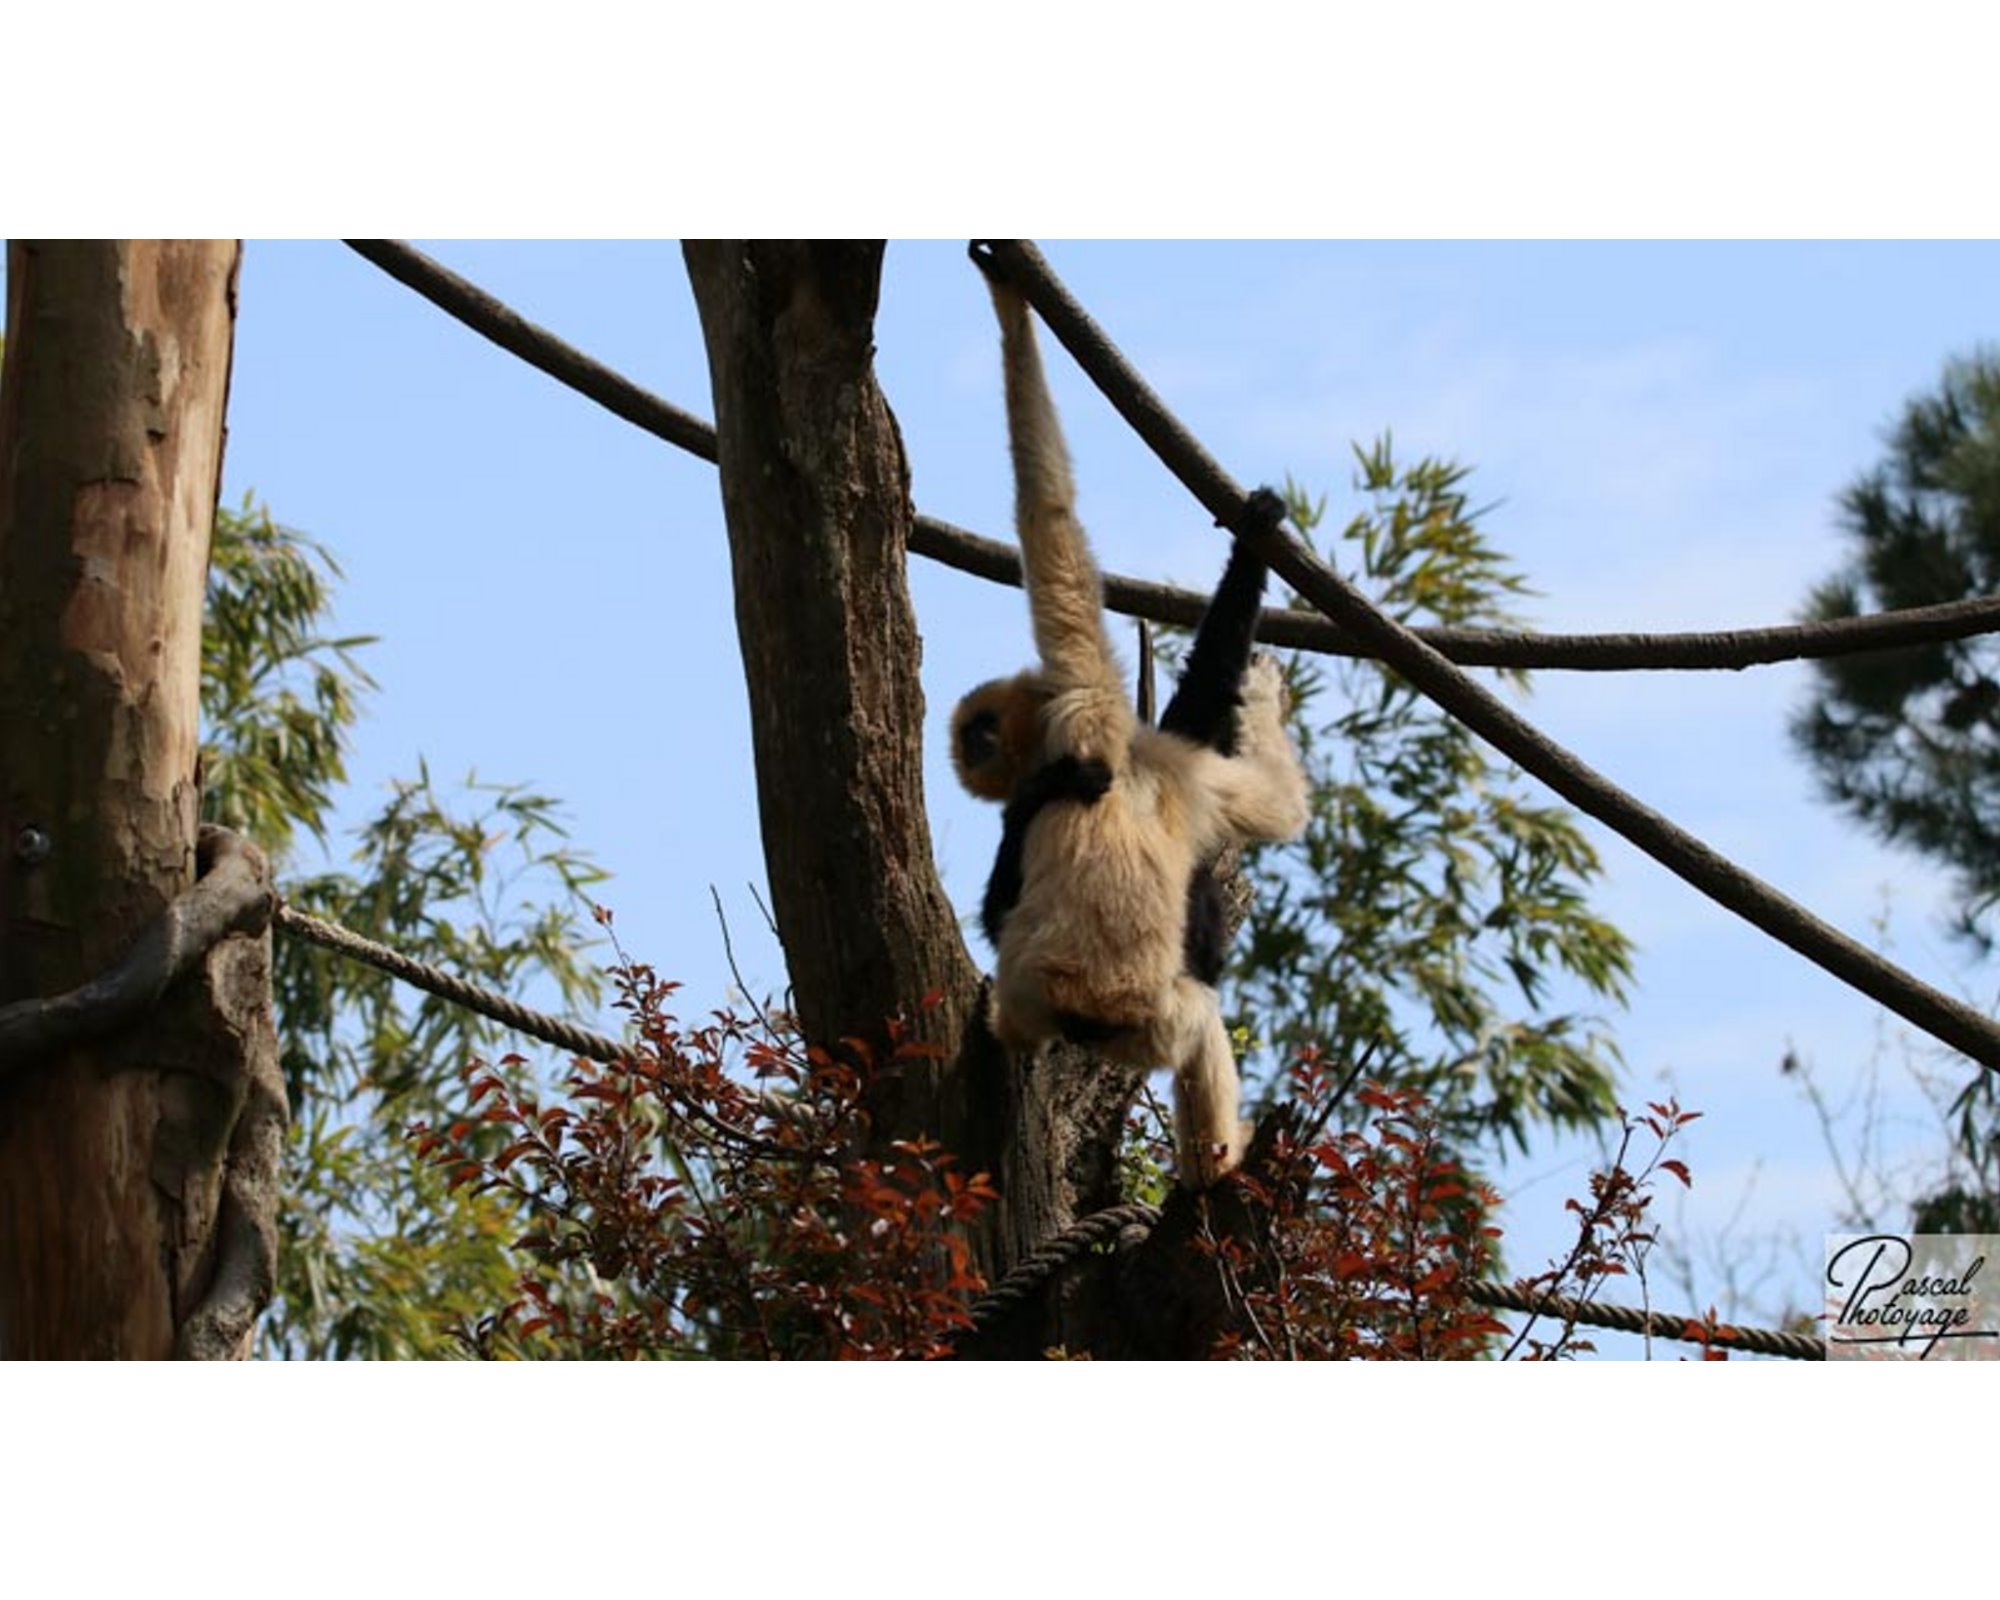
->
xmin=1229 ymin=485 xmax=1288 ymax=539
xmin=967 ymin=240 xmax=1006 ymax=285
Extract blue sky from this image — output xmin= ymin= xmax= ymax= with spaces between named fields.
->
xmin=2 ymin=0 xmax=1994 ymax=1573
xmin=197 ymin=240 xmax=2000 ymax=1340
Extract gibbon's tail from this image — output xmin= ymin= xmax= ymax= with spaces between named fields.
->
xmin=1158 ymin=537 xmax=1270 ymax=755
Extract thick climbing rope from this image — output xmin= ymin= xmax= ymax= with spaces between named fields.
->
xmin=968 ymin=1202 xmax=1165 ymax=1331
xmin=0 ymin=826 xmax=273 ymax=1074
xmin=0 ymin=825 xmax=286 ymax=1358
xmin=965 ymin=1201 xmax=1825 ymax=1359
xmin=1470 ymin=1279 xmax=1823 ymax=1361
xmin=275 ymin=903 xmax=629 ymax=1066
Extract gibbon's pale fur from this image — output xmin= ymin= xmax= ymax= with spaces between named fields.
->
xmin=950 ymin=272 xmax=1310 ymax=1186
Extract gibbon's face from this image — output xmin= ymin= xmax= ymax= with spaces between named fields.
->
xmin=950 ymin=673 xmax=1047 ymax=803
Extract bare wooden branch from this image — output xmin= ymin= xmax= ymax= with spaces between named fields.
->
xmin=343 ymin=239 xmax=2000 ymax=674
xmin=345 ymin=238 xmax=720 ymax=462
xmin=979 ymin=237 xmax=2000 ymax=1074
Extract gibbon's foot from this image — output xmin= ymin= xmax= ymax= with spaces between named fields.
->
xmin=1179 ymin=1118 xmax=1253 ymax=1189
xmin=1241 ymin=651 xmax=1289 ymax=719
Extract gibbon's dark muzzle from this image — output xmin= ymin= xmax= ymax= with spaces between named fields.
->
xmin=958 ymin=708 xmax=1001 ymax=769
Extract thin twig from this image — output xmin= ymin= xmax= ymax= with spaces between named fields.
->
xmin=1197 ymin=1193 xmax=1279 ymax=1358
xmin=341 ymin=239 xmax=2000 ymax=674
xmin=709 ymin=885 xmax=781 ymax=1044
xmin=983 ymin=237 xmax=2000 ymax=1075
xmin=1295 ymin=1042 xmax=1380 ymax=1154
xmin=1503 ymin=1120 xmax=1638 ymax=1360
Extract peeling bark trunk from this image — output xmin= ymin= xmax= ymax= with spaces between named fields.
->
xmin=0 ymin=239 xmax=274 ymax=1359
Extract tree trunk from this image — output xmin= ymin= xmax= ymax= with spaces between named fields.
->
xmin=684 ymin=243 xmax=1252 ymax=1355
xmin=683 ymin=242 xmax=982 ymax=1136
xmin=0 ymin=239 xmax=276 ymax=1359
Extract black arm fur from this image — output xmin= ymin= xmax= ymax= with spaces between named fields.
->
xmin=1157 ymin=523 xmax=1273 ymax=755
xmin=1163 ymin=528 xmax=1271 ymax=983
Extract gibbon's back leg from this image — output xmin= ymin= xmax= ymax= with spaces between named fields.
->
xmin=1204 ymin=652 xmax=1313 ymax=846
xmin=1159 ymin=977 xmax=1252 ymax=1187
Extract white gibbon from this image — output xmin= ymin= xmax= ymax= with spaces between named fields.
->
xmin=949 ymin=252 xmax=1310 ymax=1186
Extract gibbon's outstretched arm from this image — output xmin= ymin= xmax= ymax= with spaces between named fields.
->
xmin=974 ymin=249 xmax=1133 ymax=766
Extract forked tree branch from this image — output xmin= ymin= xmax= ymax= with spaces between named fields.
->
xmin=343 ymin=240 xmax=2000 ymax=674
xmin=976 ymin=238 xmax=2000 ymax=1073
